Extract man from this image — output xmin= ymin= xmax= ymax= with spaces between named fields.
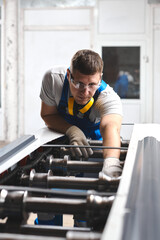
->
xmin=40 ymin=49 xmax=122 ymax=178
xmin=114 ymin=71 xmax=129 ymax=98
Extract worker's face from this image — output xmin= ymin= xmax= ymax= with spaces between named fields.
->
xmin=67 ymin=69 xmax=101 ymax=105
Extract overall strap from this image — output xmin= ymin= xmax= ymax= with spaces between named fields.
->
xmin=68 ymin=97 xmax=94 ymax=116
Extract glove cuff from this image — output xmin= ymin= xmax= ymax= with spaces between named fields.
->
xmin=66 ymin=125 xmax=80 ymax=136
xmin=103 ymin=157 xmax=121 ymax=168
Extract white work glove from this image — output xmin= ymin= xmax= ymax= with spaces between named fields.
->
xmin=102 ymin=157 xmax=122 ymax=178
xmin=66 ymin=126 xmax=93 ymax=158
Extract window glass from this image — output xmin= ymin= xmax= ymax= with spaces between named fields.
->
xmin=102 ymin=46 xmax=140 ymax=99
xmin=0 ymin=25 xmax=2 ymax=108
xmin=0 ymin=5 xmax=1 ymax=108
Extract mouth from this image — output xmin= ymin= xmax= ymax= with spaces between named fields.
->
xmin=76 ymin=96 xmax=90 ymax=104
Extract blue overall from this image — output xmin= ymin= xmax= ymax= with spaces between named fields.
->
xmin=58 ymin=74 xmax=107 ymax=140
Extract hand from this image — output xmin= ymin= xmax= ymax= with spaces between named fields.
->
xmin=102 ymin=157 xmax=122 ymax=178
xmin=66 ymin=126 xmax=93 ymax=158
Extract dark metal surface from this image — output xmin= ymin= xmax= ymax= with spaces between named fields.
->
xmin=0 ymin=221 xmax=91 ymax=237
xmin=0 ymin=233 xmax=64 ymax=240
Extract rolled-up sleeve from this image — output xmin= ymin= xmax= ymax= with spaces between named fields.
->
xmin=95 ymin=85 xmax=123 ymax=117
xmin=40 ymin=70 xmax=56 ymax=106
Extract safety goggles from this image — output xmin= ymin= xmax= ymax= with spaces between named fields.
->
xmin=70 ymin=71 xmax=101 ymax=91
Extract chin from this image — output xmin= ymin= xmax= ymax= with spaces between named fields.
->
xmin=76 ymin=99 xmax=88 ymax=105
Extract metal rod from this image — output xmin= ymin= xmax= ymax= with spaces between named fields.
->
xmin=21 ymin=225 xmax=91 ymax=238
xmin=88 ymin=139 xmax=129 ymax=148
xmin=67 ymin=161 xmax=103 ymax=172
xmin=54 ymin=148 xmax=127 ymax=160
xmin=0 ymin=190 xmax=115 ymax=216
xmin=0 ymin=223 xmax=90 ymax=238
xmin=42 ymin=144 xmax=128 ymax=150
xmin=49 ymin=158 xmax=103 ymax=173
xmin=0 ymin=232 xmax=63 ymax=240
xmin=25 ymin=171 xmax=119 ymax=191
xmin=66 ymin=231 xmax=101 ymax=240
xmin=25 ymin=197 xmax=87 ymax=214
xmin=0 ymin=185 xmax=115 ymax=199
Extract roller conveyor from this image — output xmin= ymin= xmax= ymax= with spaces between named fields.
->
xmin=0 ymin=127 xmax=126 ymax=239
xmin=1 ymin=124 xmax=159 ymax=239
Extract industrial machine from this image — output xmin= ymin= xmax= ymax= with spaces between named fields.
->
xmin=0 ymin=124 xmax=160 ymax=240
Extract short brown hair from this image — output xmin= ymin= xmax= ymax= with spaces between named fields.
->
xmin=70 ymin=49 xmax=103 ymax=75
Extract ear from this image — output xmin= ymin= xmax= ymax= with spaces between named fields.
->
xmin=67 ymin=68 xmax=70 ymax=80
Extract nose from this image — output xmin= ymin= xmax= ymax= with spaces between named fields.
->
xmin=81 ymin=86 xmax=90 ymax=95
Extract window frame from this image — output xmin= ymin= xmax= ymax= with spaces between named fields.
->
xmin=102 ymin=46 xmax=141 ymax=100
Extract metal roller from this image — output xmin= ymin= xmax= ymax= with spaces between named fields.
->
xmin=20 ymin=169 xmax=120 ymax=192
xmin=47 ymin=155 xmax=103 ymax=173
xmin=0 ymin=189 xmax=114 ymax=222
xmin=58 ymin=148 xmax=127 ymax=161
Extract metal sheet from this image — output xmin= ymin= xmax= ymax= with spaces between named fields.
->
xmin=0 ymin=127 xmax=63 ymax=174
xmin=0 ymin=135 xmax=35 ymax=162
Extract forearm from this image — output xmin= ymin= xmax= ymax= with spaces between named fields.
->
xmin=100 ymin=114 xmax=122 ymax=159
xmin=102 ymin=125 xmax=121 ymax=159
xmin=42 ymin=114 xmax=72 ymax=134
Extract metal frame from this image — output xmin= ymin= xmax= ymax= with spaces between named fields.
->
xmin=1 ymin=124 xmax=160 ymax=239
xmin=102 ymin=124 xmax=160 ymax=240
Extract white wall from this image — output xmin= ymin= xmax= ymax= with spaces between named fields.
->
xmin=23 ymin=7 xmax=94 ymax=134
xmin=98 ymin=0 xmax=145 ymax=34
xmin=0 ymin=0 xmax=18 ymax=141
xmin=153 ymin=6 xmax=160 ymax=122
xmin=1 ymin=0 xmax=160 ymax=141
xmin=0 ymin=1 xmax=4 ymax=140
xmin=97 ymin=0 xmax=150 ymax=139
xmin=0 ymin=110 xmax=2 ymax=138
